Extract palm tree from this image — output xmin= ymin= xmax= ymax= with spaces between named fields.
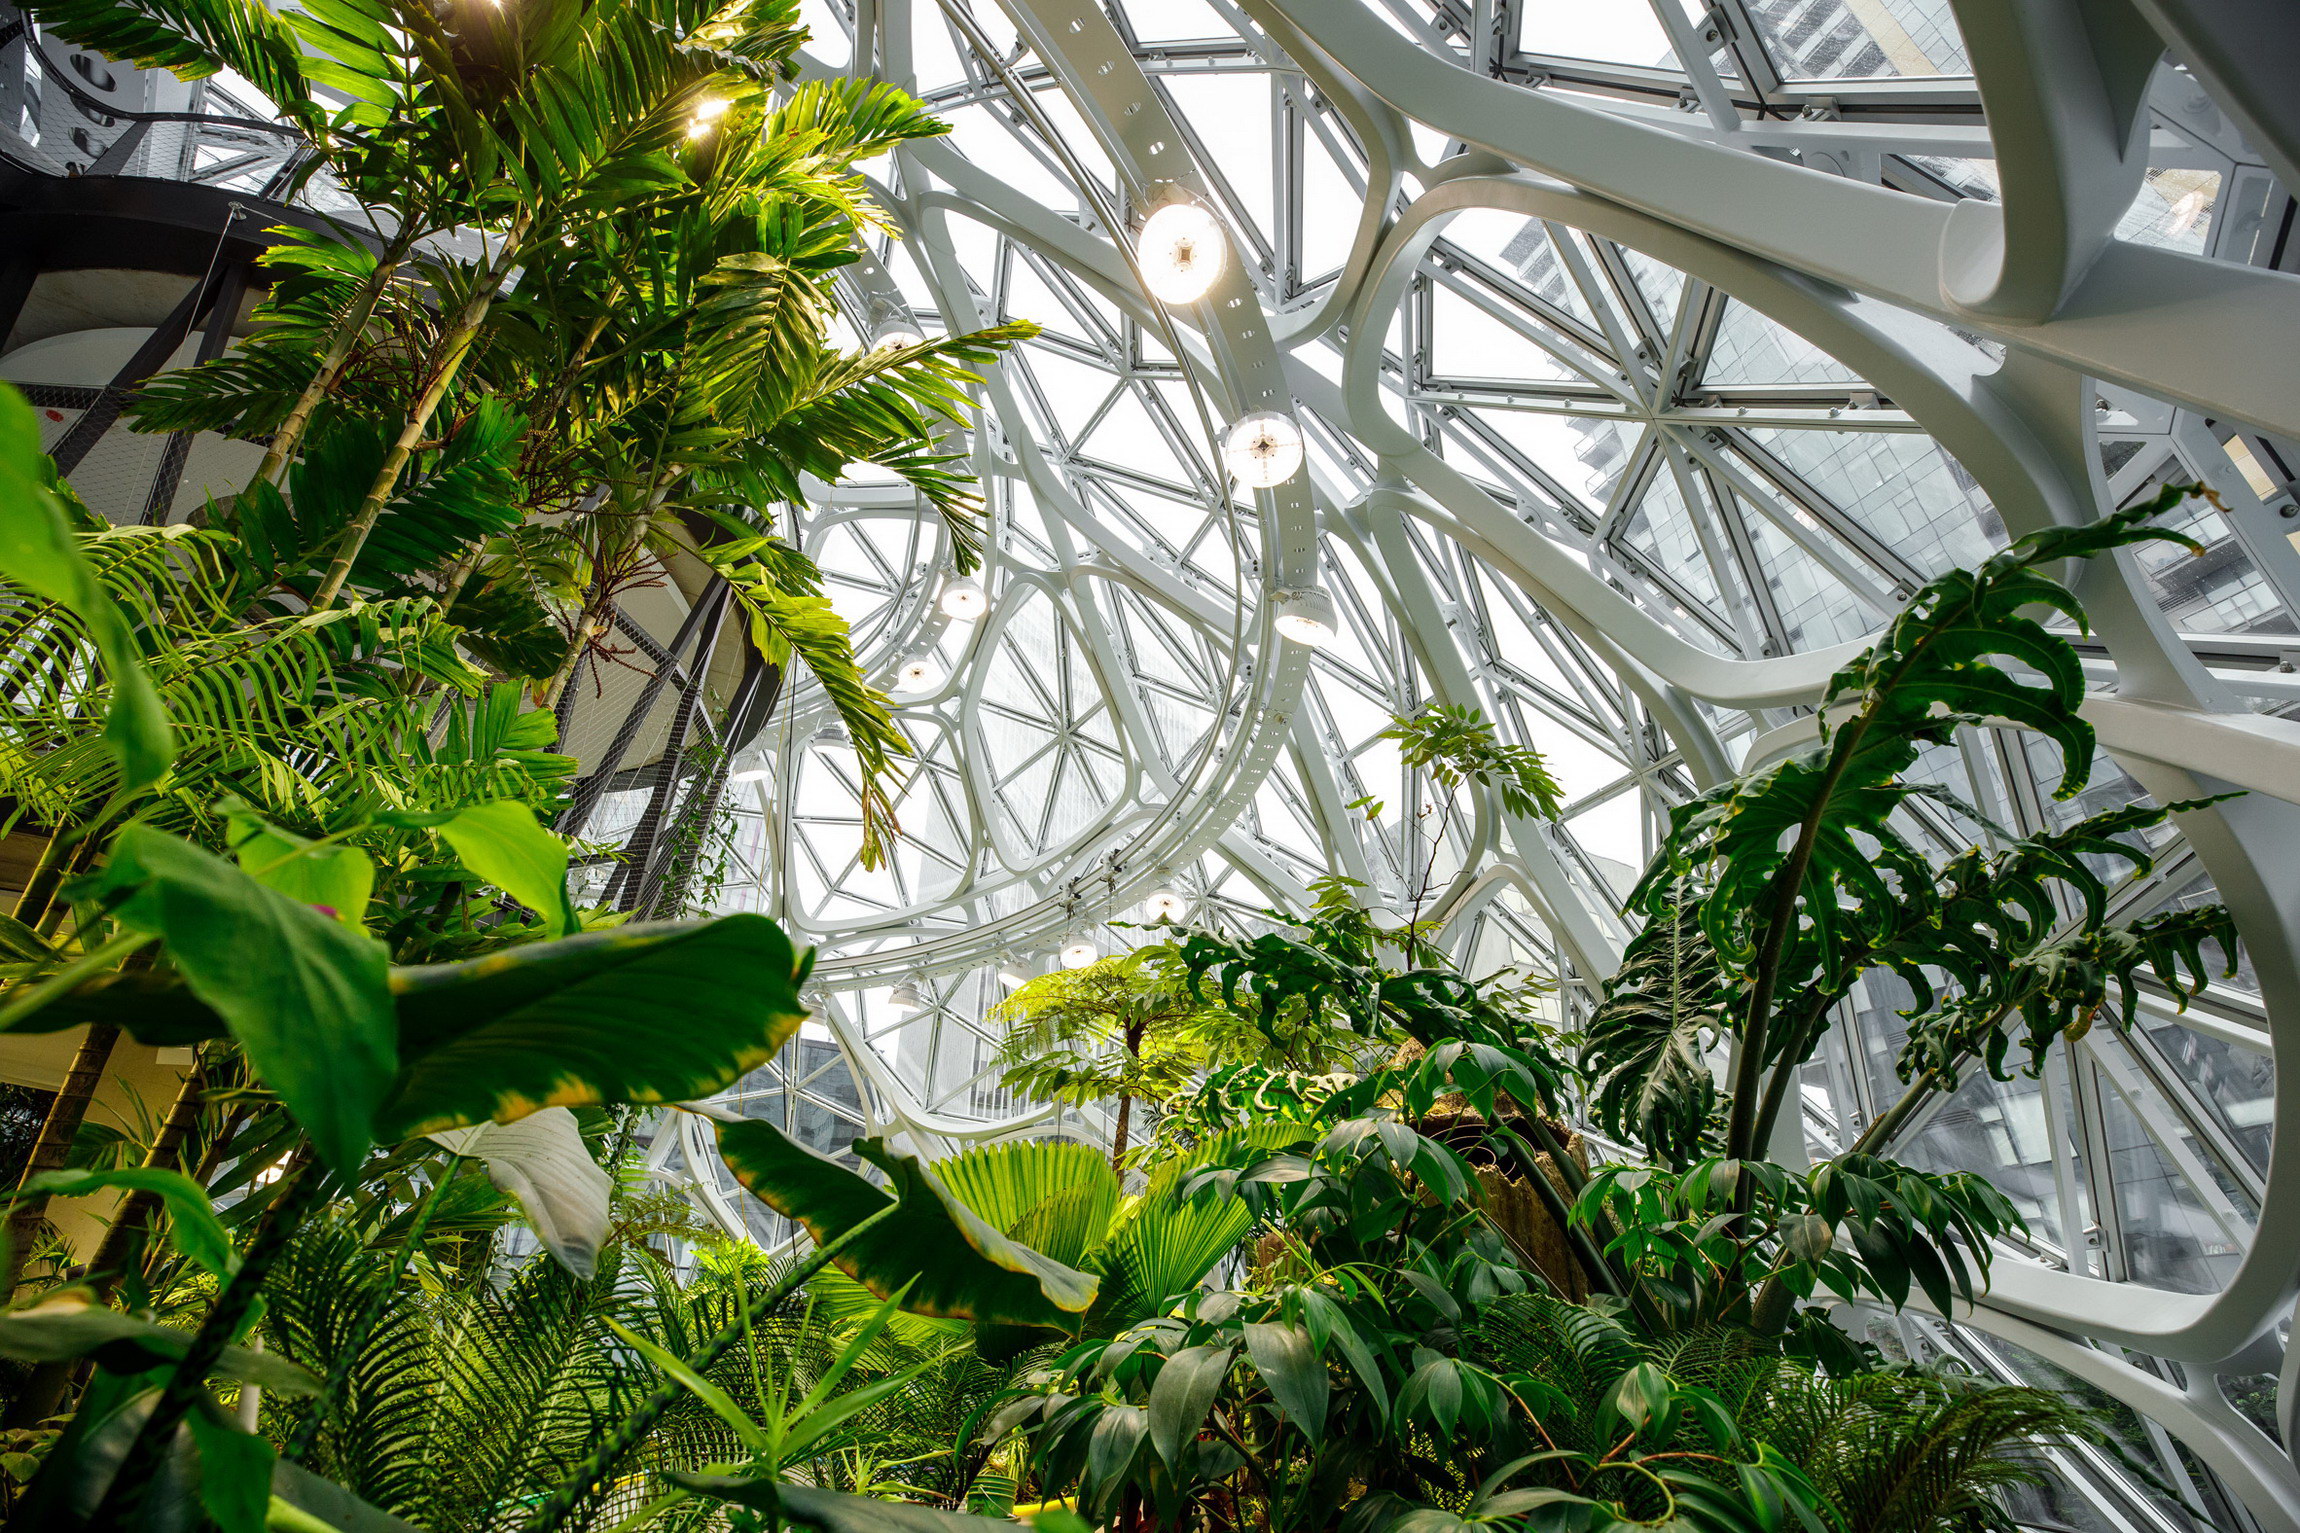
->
xmin=989 ymin=952 xmax=1247 ymax=1170
xmin=33 ymin=0 xmax=1030 ymax=863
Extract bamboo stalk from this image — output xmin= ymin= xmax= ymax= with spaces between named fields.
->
xmin=252 ymin=222 xmax=422 ymax=488
xmin=308 ymin=211 xmax=533 ymax=611
xmin=0 ymin=1023 xmax=121 ymax=1300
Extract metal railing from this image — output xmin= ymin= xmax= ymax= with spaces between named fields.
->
xmin=0 ymin=18 xmax=356 ymax=215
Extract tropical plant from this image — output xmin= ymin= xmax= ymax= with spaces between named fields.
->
xmin=990 ymin=952 xmax=1304 ymax=1169
xmin=1467 ymin=1290 xmax=2106 ymax=1533
xmin=23 ymin=0 xmax=1031 ymax=865
xmin=1587 ymin=488 xmax=2236 ymax=1178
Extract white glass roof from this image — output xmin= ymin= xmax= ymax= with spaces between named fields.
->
xmin=675 ymin=7 xmax=2300 ymax=1529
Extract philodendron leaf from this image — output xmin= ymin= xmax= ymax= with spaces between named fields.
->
xmin=1242 ymin=1321 xmax=1328 ymax=1442
xmin=1148 ymin=1344 xmax=1234 ymax=1469
xmin=429 ymin=1108 xmax=610 ymax=1279
xmin=0 ymin=1300 xmax=321 ymax=1394
xmin=81 ymin=825 xmax=394 ymax=1174
xmin=710 ymin=1116 xmax=1099 ymax=1330
xmin=434 ymin=800 xmax=580 ymax=937
xmin=0 ymin=383 xmax=174 ymax=788
xmin=379 ymin=915 xmax=810 ymax=1139
xmin=224 ymin=806 xmax=375 ymax=928
xmin=20 ymin=1167 xmax=233 ymax=1277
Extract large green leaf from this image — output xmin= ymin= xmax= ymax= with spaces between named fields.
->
xmin=83 ymin=825 xmax=394 ymax=1173
xmin=710 ymin=1116 xmax=1098 ymax=1330
xmin=933 ymin=1138 xmax=1119 ymax=1268
xmin=1087 ymin=1191 xmax=1255 ymax=1332
xmin=1580 ymin=892 xmax=1727 ymax=1168
xmin=225 ymin=805 xmax=375 ymax=927
xmin=379 ymin=915 xmax=810 ymax=1138
xmin=0 ymin=1301 xmax=319 ymax=1394
xmin=0 ymin=385 xmax=175 ymax=789
xmin=434 ymin=799 xmax=579 ymax=938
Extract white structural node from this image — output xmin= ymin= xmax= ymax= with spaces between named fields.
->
xmin=648 ymin=7 xmax=2299 ymax=1530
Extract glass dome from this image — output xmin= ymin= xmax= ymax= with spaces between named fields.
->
xmin=669 ymin=5 xmax=2300 ymax=1530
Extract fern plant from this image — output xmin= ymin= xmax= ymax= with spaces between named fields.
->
xmin=1467 ymin=1290 xmax=2104 ymax=1533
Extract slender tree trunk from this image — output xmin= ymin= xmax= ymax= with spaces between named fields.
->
xmin=9 ymin=831 xmax=68 ymax=933
xmin=309 ymin=211 xmax=532 ymax=611
xmin=1109 ymin=1094 xmax=1132 ymax=1174
xmin=1111 ymin=1019 xmax=1146 ymax=1172
xmin=252 ymin=222 xmax=421 ymax=488
xmin=3 ymin=1057 xmax=209 ymax=1426
xmin=0 ymin=1023 xmax=120 ymax=1298
xmin=539 ymin=604 xmax=610 ymax=709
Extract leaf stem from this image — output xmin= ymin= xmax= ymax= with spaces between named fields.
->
xmin=87 ymin=1146 xmax=327 ymax=1531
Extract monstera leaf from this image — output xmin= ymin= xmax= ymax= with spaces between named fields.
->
xmin=710 ymin=1116 xmax=1098 ymax=1330
xmin=1580 ymin=892 xmax=1728 ymax=1169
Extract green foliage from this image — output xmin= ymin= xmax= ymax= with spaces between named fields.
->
xmin=920 ymin=1137 xmax=1260 ymax=1357
xmin=83 ymin=823 xmax=397 ymax=1174
xmin=16 ymin=0 xmax=323 ymax=132
xmin=1572 ymin=1155 xmax=2023 ymax=1328
xmin=710 ymin=1116 xmax=1100 ymax=1331
xmin=1466 ymin=1290 xmax=2097 ymax=1533
xmin=0 ymin=385 xmax=175 ymax=790
xmin=1612 ymin=487 xmax=2234 ymax=1168
xmin=1581 ymin=889 xmax=1726 ymax=1167
xmin=1380 ymin=703 xmax=1564 ymax=823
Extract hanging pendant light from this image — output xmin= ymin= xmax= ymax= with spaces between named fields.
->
xmin=1222 ymin=410 xmax=1304 ymax=488
xmin=1142 ymin=889 xmax=1187 ymax=923
xmin=894 ymin=655 xmax=943 ymax=694
xmin=997 ymin=957 xmax=1033 ymax=989
xmin=887 ymin=979 xmax=925 ymax=1014
xmin=726 ymin=757 xmax=772 ymax=785
xmin=938 ymin=576 xmax=987 ymax=620
xmin=868 ymin=296 xmax=925 ymax=351
xmin=1272 ymin=585 xmax=1336 ymax=648
xmin=1060 ymin=938 xmax=1099 ymax=970
xmin=1137 ymin=199 xmax=1227 ymax=304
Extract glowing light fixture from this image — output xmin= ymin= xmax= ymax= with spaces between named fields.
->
xmin=1137 ymin=199 xmax=1226 ymax=304
xmin=938 ymin=576 xmax=987 ymax=620
xmin=871 ymin=303 xmax=926 ymax=350
xmin=726 ymin=758 xmax=772 ymax=785
xmin=1143 ymin=889 xmax=1187 ymax=923
xmin=1272 ymin=586 xmax=1336 ymax=648
xmin=997 ymin=958 xmax=1032 ymax=989
xmin=894 ymin=655 xmax=942 ymax=693
xmin=1060 ymin=939 xmax=1098 ymax=970
xmin=1222 ymin=410 xmax=1304 ymax=488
